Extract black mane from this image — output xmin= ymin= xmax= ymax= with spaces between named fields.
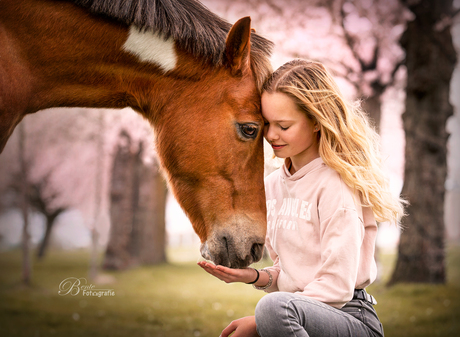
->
xmin=72 ymin=0 xmax=273 ymax=69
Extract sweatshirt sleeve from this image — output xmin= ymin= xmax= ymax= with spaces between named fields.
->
xmin=297 ymin=207 xmax=364 ymax=308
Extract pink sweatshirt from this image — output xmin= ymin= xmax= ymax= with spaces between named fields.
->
xmin=263 ymin=157 xmax=378 ymax=309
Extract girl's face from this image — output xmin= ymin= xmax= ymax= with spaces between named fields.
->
xmin=262 ymin=91 xmax=320 ymax=171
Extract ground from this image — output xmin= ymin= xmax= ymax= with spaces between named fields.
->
xmin=0 ymin=245 xmax=459 ymax=336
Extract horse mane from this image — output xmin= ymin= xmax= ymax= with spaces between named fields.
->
xmin=72 ymin=0 xmax=273 ymax=90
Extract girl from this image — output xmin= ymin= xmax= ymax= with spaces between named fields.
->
xmin=198 ymin=59 xmax=405 ymax=337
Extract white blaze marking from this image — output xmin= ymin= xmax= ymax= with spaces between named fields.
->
xmin=123 ymin=25 xmax=177 ymax=72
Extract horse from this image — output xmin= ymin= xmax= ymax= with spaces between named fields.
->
xmin=0 ymin=0 xmax=274 ymax=268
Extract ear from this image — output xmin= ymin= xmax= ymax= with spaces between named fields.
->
xmin=314 ymin=122 xmax=320 ymax=133
xmin=225 ymin=16 xmax=251 ymax=77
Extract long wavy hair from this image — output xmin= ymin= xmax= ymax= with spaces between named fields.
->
xmin=262 ymin=59 xmax=406 ymax=224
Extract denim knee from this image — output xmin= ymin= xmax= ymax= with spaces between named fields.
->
xmin=255 ymin=292 xmax=291 ymax=337
xmin=255 ymin=292 xmax=284 ymax=319
xmin=255 ymin=292 xmax=383 ymax=337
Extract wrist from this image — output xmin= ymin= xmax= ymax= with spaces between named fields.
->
xmin=253 ymin=269 xmax=273 ymax=290
xmin=245 ymin=268 xmax=259 ymax=284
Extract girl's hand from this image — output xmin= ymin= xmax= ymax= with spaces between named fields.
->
xmin=197 ymin=261 xmax=258 ymax=284
xmin=220 ymin=316 xmax=258 ymax=337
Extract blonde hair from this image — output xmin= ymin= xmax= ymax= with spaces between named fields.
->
xmin=262 ymin=59 xmax=406 ymax=224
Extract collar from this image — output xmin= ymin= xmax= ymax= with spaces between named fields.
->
xmin=281 ymin=157 xmax=325 ymax=181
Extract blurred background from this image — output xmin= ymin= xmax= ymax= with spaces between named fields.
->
xmin=0 ymin=0 xmax=459 ymax=336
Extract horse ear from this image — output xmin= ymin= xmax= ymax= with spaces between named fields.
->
xmin=225 ymin=17 xmax=251 ymax=77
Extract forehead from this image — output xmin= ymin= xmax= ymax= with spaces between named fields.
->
xmin=261 ymin=92 xmax=303 ymax=121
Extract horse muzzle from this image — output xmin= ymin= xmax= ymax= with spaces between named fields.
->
xmin=200 ymin=231 xmax=265 ymax=269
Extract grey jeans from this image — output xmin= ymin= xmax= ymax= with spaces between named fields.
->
xmin=255 ymin=292 xmax=384 ymax=337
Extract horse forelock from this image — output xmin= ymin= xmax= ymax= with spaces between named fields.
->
xmin=71 ymin=0 xmax=273 ymax=91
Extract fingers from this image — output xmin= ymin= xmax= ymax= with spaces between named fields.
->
xmin=197 ymin=261 xmax=216 ymax=270
xmin=198 ymin=262 xmax=235 ymax=283
xmin=197 ymin=262 xmax=249 ymax=283
xmin=220 ymin=320 xmax=237 ymax=337
xmin=197 ymin=262 xmax=233 ymax=274
xmin=197 ymin=261 xmax=221 ymax=275
xmin=220 ymin=316 xmax=258 ymax=337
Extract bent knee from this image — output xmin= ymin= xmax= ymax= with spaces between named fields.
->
xmin=255 ymin=292 xmax=288 ymax=317
xmin=255 ymin=292 xmax=293 ymax=336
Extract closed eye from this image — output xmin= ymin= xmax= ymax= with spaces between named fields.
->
xmin=263 ymin=120 xmax=290 ymax=131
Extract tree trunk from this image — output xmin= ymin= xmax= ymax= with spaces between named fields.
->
xmin=89 ymin=111 xmax=105 ymax=280
xmin=362 ymin=93 xmax=382 ymax=133
xmin=361 ymin=82 xmax=386 ymax=134
xmin=36 ymin=214 xmax=58 ymax=259
xmin=103 ymin=132 xmax=136 ymax=270
xmin=130 ymin=145 xmax=167 ymax=265
xmin=104 ymin=133 xmax=168 ymax=269
xmin=138 ymin=155 xmax=167 ymax=265
xmin=19 ymin=122 xmax=31 ymax=285
xmin=389 ymin=0 xmax=457 ymax=285
xmin=129 ymin=144 xmax=143 ymax=261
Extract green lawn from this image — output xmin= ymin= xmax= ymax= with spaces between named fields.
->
xmin=0 ymin=245 xmax=459 ymax=336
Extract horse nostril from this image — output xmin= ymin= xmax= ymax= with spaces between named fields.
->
xmin=222 ymin=236 xmax=229 ymax=252
xmin=251 ymin=243 xmax=264 ymax=262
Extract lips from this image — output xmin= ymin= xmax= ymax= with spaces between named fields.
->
xmin=271 ymin=144 xmax=286 ymax=150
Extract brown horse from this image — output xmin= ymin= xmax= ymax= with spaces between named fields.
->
xmin=0 ymin=0 xmax=273 ymax=268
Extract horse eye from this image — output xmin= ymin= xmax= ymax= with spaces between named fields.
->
xmin=237 ymin=123 xmax=259 ymax=140
xmin=242 ymin=125 xmax=256 ymax=136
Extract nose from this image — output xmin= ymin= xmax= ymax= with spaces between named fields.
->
xmin=220 ymin=235 xmax=264 ymax=268
xmin=264 ymin=124 xmax=278 ymax=143
xmin=201 ymin=233 xmax=265 ymax=269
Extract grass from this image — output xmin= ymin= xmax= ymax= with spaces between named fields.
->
xmin=0 ymin=245 xmax=459 ymax=336
xmin=367 ymin=245 xmax=460 ymax=336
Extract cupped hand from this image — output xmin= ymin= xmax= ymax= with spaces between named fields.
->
xmin=197 ymin=261 xmax=257 ymax=284
xmin=220 ymin=316 xmax=258 ymax=337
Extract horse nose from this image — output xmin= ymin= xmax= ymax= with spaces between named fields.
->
xmin=251 ymin=242 xmax=264 ymax=262
xmin=211 ymin=234 xmax=265 ymax=268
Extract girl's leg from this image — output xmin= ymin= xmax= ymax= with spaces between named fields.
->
xmin=254 ymin=292 xmax=383 ymax=337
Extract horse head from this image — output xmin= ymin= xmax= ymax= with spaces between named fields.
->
xmin=154 ymin=18 xmax=267 ymax=268
xmin=0 ymin=0 xmax=271 ymax=269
